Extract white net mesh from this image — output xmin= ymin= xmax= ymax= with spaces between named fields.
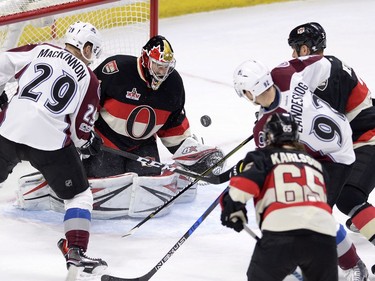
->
xmin=0 ymin=0 xmax=153 ymax=95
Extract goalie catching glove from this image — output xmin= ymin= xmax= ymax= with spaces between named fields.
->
xmin=79 ymin=131 xmax=103 ymax=156
xmin=172 ymin=136 xmax=225 ymax=176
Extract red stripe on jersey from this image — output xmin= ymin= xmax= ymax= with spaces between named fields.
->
xmin=229 ymin=176 xmax=260 ymax=197
xmin=104 ymin=98 xmax=170 ymax=125
xmin=354 ymin=129 xmax=375 ymax=144
xmin=346 ymin=81 xmax=369 ymax=113
xmin=263 ymin=201 xmax=332 ymax=219
xmin=96 ymin=129 xmax=120 ymax=149
xmin=157 ymin=117 xmax=190 ymax=138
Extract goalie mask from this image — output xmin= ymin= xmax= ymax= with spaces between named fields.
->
xmin=65 ymin=21 xmax=103 ymax=63
xmin=141 ymin=35 xmax=176 ymax=90
xmin=264 ymin=112 xmax=299 ymax=146
xmin=233 ymin=59 xmax=274 ymax=104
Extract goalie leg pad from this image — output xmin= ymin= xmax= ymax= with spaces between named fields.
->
xmin=128 ymin=173 xmax=178 ymax=218
xmin=88 ymin=173 xmax=135 ymax=219
xmin=175 ymin=174 xmax=198 ymax=204
xmin=15 ymin=172 xmax=52 ymax=210
xmin=16 ymin=172 xmax=180 ymax=219
xmin=16 ymin=172 xmax=136 ymax=219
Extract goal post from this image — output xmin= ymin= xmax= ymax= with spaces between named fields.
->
xmin=0 ymin=0 xmax=159 ymax=60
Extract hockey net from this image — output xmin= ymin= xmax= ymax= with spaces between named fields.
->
xmin=0 ymin=0 xmax=158 ymax=94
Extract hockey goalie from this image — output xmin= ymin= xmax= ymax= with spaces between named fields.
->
xmin=13 ymin=34 xmax=224 ymax=219
xmin=15 ymin=136 xmax=224 ymax=219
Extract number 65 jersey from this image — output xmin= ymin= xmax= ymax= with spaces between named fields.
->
xmin=231 ymin=147 xmax=337 ymax=236
xmin=253 ymin=59 xmax=355 ymax=165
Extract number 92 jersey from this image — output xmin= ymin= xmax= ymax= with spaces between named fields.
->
xmin=254 ymin=62 xmax=355 ymax=165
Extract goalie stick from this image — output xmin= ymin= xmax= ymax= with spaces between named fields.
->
xmin=121 ymin=135 xmax=254 ymax=238
xmin=243 ymin=225 xmax=304 ymax=281
xmin=101 ymin=187 xmax=228 ymax=281
xmin=101 ymin=146 xmax=225 ymax=184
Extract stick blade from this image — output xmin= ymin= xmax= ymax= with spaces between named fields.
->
xmin=121 ymin=226 xmax=138 ymax=238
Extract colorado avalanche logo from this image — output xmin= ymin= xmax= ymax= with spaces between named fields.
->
xmin=277 ymin=61 xmax=290 ymax=68
xmin=258 ymin=130 xmax=267 ymax=148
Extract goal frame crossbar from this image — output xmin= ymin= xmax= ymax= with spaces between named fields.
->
xmin=0 ymin=0 xmax=119 ymax=26
xmin=0 ymin=0 xmax=158 ymax=37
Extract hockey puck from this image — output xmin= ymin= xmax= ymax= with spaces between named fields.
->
xmin=372 ymin=264 xmax=375 ymax=274
xmin=200 ymin=115 xmax=212 ymax=127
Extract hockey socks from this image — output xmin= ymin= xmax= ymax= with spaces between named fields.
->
xmin=336 ymin=223 xmax=360 ymax=270
xmin=351 ymin=203 xmax=375 ymax=245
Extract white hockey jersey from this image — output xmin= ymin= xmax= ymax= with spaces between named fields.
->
xmin=253 ymin=58 xmax=355 ymax=165
xmin=0 ymin=44 xmax=100 ymax=150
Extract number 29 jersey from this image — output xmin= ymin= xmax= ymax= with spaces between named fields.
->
xmin=0 ymin=44 xmax=99 ymax=150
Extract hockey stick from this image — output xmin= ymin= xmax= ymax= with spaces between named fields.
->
xmin=243 ymin=225 xmax=304 ymax=281
xmin=101 ymin=146 xmax=223 ymax=184
xmin=101 ymin=187 xmax=228 ymax=281
xmin=121 ymin=135 xmax=253 ymax=238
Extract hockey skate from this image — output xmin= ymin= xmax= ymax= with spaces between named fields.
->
xmin=343 ymin=260 xmax=369 ymax=281
xmin=57 ymin=238 xmax=107 ymax=275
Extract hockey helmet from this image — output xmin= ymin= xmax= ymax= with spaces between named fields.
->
xmin=233 ymin=59 xmax=274 ymax=104
xmin=65 ymin=21 xmax=103 ymax=62
xmin=288 ymin=22 xmax=326 ymax=53
xmin=264 ymin=112 xmax=299 ymax=145
xmin=141 ymin=35 xmax=176 ymax=90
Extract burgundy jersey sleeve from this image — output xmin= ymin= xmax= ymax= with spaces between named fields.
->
xmin=74 ymin=70 xmax=100 ymax=142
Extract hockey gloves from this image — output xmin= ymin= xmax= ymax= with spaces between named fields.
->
xmin=79 ymin=131 xmax=103 ymax=156
xmin=0 ymin=91 xmax=8 ymax=111
xmin=220 ymin=191 xmax=247 ymax=232
xmin=172 ymin=136 xmax=225 ymax=176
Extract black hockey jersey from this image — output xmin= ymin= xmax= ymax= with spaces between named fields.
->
xmin=93 ymin=55 xmax=191 ymax=153
xmin=314 ymin=55 xmax=375 ymax=148
xmin=229 ymin=147 xmax=336 ymax=236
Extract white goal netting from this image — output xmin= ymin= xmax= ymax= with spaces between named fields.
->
xmin=0 ymin=0 xmax=156 ymax=94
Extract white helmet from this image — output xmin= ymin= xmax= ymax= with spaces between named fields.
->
xmin=65 ymin=21 xmax=103 ymax=62
xmin=233 ymin=59 xmax=274 ymax=103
